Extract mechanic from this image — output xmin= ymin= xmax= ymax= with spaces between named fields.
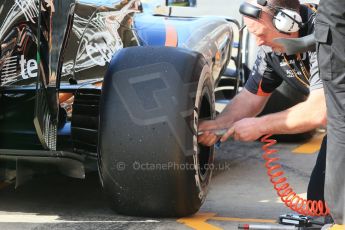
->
xmin=315 ymin=0 xmax=345 ymax=228
xmin=198 ymin=0 xmax=329 ymax=216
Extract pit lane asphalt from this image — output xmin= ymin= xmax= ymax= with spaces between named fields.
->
xmin=0 ymin=131 xmax=325 ymax=230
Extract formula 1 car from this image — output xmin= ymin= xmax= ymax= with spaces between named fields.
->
xmin=0 ymin=0 xmax=242 ymax=217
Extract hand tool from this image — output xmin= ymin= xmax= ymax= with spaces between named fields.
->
xmin=197 ymin=128 xmax=229 ymax=136
xmin=197 ymin=128 xmax=229 ymax=149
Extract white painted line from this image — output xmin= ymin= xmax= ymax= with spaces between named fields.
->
xmin=0 ymin=214 xmax=159 ymax=223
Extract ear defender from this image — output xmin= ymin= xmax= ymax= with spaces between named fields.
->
xmin=241 ymin=0 xmax=303 ymax=34
xmin=257 ymin=0 xmax=303 ymax=33
xmin=273 ymin=8 xmax=302 ymax=33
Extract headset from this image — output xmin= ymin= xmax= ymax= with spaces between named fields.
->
xmin=239 ymin=0 xmax=304 ymax=34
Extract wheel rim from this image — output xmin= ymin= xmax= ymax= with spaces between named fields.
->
xmin=197 ymin=90 xmax=213 ymax=182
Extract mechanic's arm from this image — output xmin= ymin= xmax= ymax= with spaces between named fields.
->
xmin=223 ymin=88 xmax=326 ymax=142
xmin=198 ymin=88 xmax=270 ymax=146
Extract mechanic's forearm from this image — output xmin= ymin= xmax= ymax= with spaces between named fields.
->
xmin=257 ymin=89 xmax=326 ymax=135
xmin=216 ymin=89 xmax=270 ymax=127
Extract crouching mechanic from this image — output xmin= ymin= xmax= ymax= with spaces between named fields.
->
xmin=198 ymin=0 xmax=328 ymax=211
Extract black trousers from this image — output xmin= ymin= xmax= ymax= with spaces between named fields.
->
xmin=307 ymin=135 xmax=327 ymax=202
xmin=316 ymin=0 xmax=345 ymax=224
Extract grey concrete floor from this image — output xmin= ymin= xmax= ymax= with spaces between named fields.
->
xmin=0 ymin=133 xmax=325 ymax=230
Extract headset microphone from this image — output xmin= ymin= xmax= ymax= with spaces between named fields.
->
xmin=257 ymin=0 xmax=267 ymax=6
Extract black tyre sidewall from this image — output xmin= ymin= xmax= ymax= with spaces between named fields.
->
xmin=98 ymin=47 xmax=215 ymax=217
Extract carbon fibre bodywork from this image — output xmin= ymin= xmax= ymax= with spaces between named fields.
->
xmin=0 ymin=0 xmax=235 ymax=178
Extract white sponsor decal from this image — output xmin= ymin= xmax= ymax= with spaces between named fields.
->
xmin=20 ymin=55 xmax=38 ymax=79
xmin=86 ymin=43 xmax=116 ymax=66
xmin=285 ymin=69 xmax=302 ymax=78
xmin=15 ymin=0 xmax=38 ymax=24
xmin=15 ymin=0 xmax=55 ymax=24
xmin=1 ymin=56 xmax=18 ymax=85
xmin=0 ymin=55 xmax=38 ymax=85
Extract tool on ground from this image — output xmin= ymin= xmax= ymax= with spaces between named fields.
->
xmin=279 ymin=214 xmax=312 ymax=227
xmin=238 ymin=223 xmax=297 ymax=229
xmin=261 ymin=134 xmax=330 ymax=216
xmin=279 ymin=214 xmax=326 ymax=228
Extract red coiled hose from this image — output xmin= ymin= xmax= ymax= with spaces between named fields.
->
xmin=261 ymin=134 xmax=330 ymax=216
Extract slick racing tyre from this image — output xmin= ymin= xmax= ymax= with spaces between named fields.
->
xmin=98 ymin=47 xmax=215 ymax=217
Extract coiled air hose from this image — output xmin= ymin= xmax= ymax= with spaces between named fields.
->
xmin=261 ymin=134 xmax=330 ymax=216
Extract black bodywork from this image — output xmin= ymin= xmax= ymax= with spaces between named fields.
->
xmin=0 ymin=0 xmax=237 ymax=180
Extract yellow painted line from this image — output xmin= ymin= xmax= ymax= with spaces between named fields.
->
xmin=177 ymin=213 xmax=277 ymax=230
xmin=330 ymin=224 xmax=345 ymax=230
xmin=210 ymin=217 xmax=276 ymax=223
xmin=177 ymin=213 xmax=222 ymax=230
xmin=292 ymin=133 xmax=326 ymax=154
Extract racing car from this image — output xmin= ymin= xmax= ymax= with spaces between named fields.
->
xmin=0 ymin=0 xmax=242 ymax=217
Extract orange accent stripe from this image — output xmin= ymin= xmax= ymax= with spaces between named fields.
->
xmin=257 ymin=80 xmax=270 ymax=96
xmin=59 ymin=93 xmax=74 ymax=103
xmin=165 ymin=22 xmax=178 ymax=47
xmin=304 ymin=3 xmax=317 ymax=13
xmin=215 ymin=51 xmax=221 ymax=62
xmin=92 ymin=81 xmax=103 ymax=88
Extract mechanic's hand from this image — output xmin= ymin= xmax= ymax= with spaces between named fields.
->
xmin=221 ymin=117 xmax=263 ymax=142
xmin=198 ymin=120 xmax=224 ymax=146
